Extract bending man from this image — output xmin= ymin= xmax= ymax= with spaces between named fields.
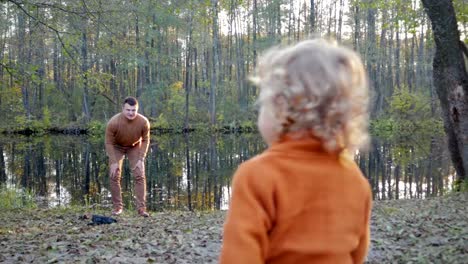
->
xmin=105 ymin=96 xmax=150 ymax=217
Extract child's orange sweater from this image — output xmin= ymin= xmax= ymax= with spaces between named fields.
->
xmin=220 ymin=137 xmax=372 ymax=264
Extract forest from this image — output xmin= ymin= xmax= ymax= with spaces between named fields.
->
xmin=1 ymin=0 xmax=467 ymax=186
xmin=0 ymin=0 xmax=467 ymax=263
xmin=0 ymin=0 xmax=464 ymax=126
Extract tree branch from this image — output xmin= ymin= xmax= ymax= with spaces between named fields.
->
xmin=23 ymin=1 xmax=88 ymax=17
xmin=7 ymin=0 xmax=79 ymax=64
xmin=0 ymin=61 xmax=16 ymax=77
xmin=460 ymin=41 xmax=468 ymax=59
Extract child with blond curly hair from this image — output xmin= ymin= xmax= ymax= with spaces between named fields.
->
xmin=220 ymin=39 xmax=372 ymax=264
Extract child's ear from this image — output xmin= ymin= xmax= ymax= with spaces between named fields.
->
xmin=273 ymin=94 xmax=288 ymax=108
xmin=273 ymin=94 xmax=289 ymax=121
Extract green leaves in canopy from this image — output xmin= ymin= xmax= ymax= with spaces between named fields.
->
xmin=371 ymin=87 xmax=444 ymax=164
xmin=453 ymin=0 xmax=468 ymax=34
xmin=372 ymin=87 xmax=443 ymax=139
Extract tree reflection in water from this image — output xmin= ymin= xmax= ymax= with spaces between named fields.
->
xmin=0 ymin=133 xmax=454 ymax=211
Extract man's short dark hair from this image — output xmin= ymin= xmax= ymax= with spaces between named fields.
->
xmin=123 ymin=96 xmax=138 ymax=106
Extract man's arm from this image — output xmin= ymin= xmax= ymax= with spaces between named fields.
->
xmin=105 ymin=120 xmax=118 ymax=164
xmin=138 ymin=117 xmax=150 ymax=160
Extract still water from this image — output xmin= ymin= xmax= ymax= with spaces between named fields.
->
xmin=0 ymin=133 xmax=454 ymax=211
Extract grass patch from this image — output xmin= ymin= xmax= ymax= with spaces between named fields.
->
xmin=0 ymin=187 xmax=37 ymax=209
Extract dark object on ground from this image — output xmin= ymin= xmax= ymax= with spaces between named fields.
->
xmin=79 ymin=214 xmax=91 ymax=220
xmin=87 ymin=215 xmax=118 ymax=225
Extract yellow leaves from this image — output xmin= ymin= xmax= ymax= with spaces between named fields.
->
xmin=170 ymin=81 xmax=184 ymax=94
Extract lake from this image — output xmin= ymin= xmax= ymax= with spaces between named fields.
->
xmin=0 ymin=133 xmax=455 ymax=211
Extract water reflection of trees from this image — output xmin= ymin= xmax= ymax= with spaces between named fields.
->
xmin=0 ymin=133 xmax=454 ymax=211
xmin=145 ymin=133 xmax=264 ymax=211
xmin=357 ymin=138 xmax=453 ymax=200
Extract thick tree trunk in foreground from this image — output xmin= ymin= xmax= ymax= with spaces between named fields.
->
xmin=422 ymin=0 xmax=468 ymax=182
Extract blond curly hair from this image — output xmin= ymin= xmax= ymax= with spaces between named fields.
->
xmin=251 ymin=39 xmax=369 ymax=153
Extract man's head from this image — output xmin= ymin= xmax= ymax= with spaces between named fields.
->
xmin=122 ymin=96 xmax=139 ymax=120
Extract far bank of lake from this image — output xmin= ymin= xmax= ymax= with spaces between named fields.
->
xmin=0 ymin=132 xmax=455 ymax=211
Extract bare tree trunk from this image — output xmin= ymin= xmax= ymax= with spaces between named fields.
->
xmin=185 ymin=133 xmax=192 ymax=211
xmin=352 ymin=2 xmax=360 ymax=51
xmin=252 ymin=0 xmax=258 ymax=66
xmin=366 ymin=3 xmax=378 ymax=117
xmin=376 ymin=9 xmax=388 ymax=115
xmin=226 ymin=1 xmax=234 ymax=83
xmin=83 ymin=143 xmax=91 ymax=198
xmin=386 ymin=8 xmax=395 ymax=106
xmin=327 ymin=1 xmax=332 ymax=36
xmin=395 ymin=19 xmax=401 ymax=89
xmin=0 ymin=145 xmax=6 ymax=184
xmin=80 ymin=6 xmax=90 ymax=122
xmin=210 ymin=0 xmax=219 ymax=126
xmin=422 ymin=0 xmax=468 ymax=182
xmin=288 ymin=0 xmax=293 ymax=43
xmin=417 ymin=13 xmax=426 ymax=90
xmin=151 ymin=23 xmax=162 ymax=116
xmin=297 ymin=4 xmax=303 ymax=41
xmin=109 ymin=39 xmax=118 ymax=111
xmin=234 ymin=9 xmax=245 ymax=108
xmin=210 ymin=135 xmax=219 ymax=209
xmin=35 ymin=30 xmax=46 ymax=119
xmin=276 ymin=1 xmax=281 ymax=38
xmin=135 ymin=14 xmax=145 ymax=112
xmin=337 ymin=0 xmax=343 ymax=42
xmin=17 ymin=11 xmax=31 ymax=119
xmin=0 ymin=21 xmax=5 ymax=103
xmin=252 ymin=0 xmax=258 ymax=96
xmin=310 ymin=0 xmax=316 ymax=34
xmin=184 ymin=10 xmax=194 ymax=130
xmin=194 ymin=47 xmax=198 ymax=92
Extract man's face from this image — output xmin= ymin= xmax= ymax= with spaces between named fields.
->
xmin=122 ymin=103 xmax=138 ymax=120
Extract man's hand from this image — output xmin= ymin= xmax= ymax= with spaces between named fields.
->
xmin=133 ymin=159 xmax=144 ymax=173
xmin=110 ymin=163 xmax=120 ymax=180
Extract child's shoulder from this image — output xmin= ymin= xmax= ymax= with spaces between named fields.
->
xmin=234 ymin=150 xmax=279 ymax=179
xmin=233 ymin=151 xmax=278 ymax=188
xmin=242 ymin=149 xmax=274 ymax=167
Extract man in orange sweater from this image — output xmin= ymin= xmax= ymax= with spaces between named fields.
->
xmin=220 ymin=39 xmax=372 ymax=263
xmin=105 ymin=96 xmax=150 ymax=217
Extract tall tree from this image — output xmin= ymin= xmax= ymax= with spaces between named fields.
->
xmin=365 ymin=1 xmax=378 ymax=117
xmin=351 ymin=1 xmax=360 ymax=51
xmin=17 ymin=10 xmax=30 ymax=119
xmin=252 ymin=0 xmax=258 ymax=66
xmin=184 ymin=7 xmax=194 ymax=130
xmin=422 ymin=0 xmax=468 ymax=182
xmin=80 ymin=3 xmax=90 ymax=122
xmin=210 ymin=0 xmax=219 ymax=126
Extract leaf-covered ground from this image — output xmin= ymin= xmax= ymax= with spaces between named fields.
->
xmin=0 ymin=193 xmax=466 ymax=263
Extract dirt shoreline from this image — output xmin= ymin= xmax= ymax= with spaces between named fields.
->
xmin=0 ymin=193 xmax=466 ymax=263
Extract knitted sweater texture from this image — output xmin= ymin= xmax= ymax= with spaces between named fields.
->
xmin=220 ymin=137 xmax=372 ymax=264
xmin=105 ymin=113 xmax=150 ymax=163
